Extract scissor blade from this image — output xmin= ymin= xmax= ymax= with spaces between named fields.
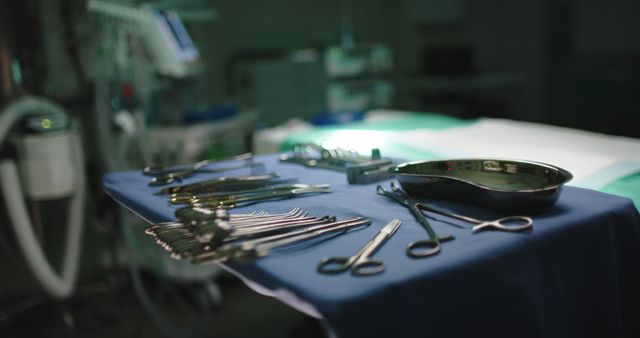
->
xmin=381 ymin=219 xmax=401 ymax=236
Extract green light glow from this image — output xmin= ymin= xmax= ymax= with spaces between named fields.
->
xmin=41 ymin=118 xmax=52 ymax=129
xmin=319 ymin=130 xmax=388 ymax=154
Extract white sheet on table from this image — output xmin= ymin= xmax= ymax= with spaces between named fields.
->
xmin=252 ymin=110 xmax=414 ymax=155
xmin=393 ymin=118 xmax=640 ymax=190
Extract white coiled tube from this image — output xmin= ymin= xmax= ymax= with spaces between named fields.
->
xmin=0 ymin=96 xmax=84 ymax=299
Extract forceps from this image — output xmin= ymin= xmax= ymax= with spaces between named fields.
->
xmin=192 ymin=217 xmax=371 ymax=263
xmin=170 ymin=184 xmax=330 ymax=204
xmin=189 ymin=184 xmax=332 ymax=208
xmin=387 ymin=182 xmax=533 ymax=233
xmin=317 ymin=219 xmax=401 ymax=276
xmin=144 ymin=153 xmax=256 ymax=186
xmin=377 ymin=185 xmax=454 ymax=258
xmin=153 ymin=173 xmax=280 ymax=195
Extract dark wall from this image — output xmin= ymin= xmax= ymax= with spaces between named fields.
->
xmin=3 ymin=0 xmax=638 ymax=136
xmin=546 ymin=0 xmax=640 ymax=137
xmin=193 ymin=0 xmax=394 ymax=101
xmin=189 ymin=0 xmax=639 ymax=136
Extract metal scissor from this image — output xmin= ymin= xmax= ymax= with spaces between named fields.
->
xmin=317 ymin=219 xmax=401 ymax=276
xmin=376 ymin=184 xmax=454 ymax=258
xmin=386 ymin=182 xmax=533 ymax=233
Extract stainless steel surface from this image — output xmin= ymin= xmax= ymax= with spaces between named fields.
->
xmin=232 ymin=218 xmax=371 ymax=262
xmin=387 ymin=182 xmax=533 ymax=233
xmin=145 ymin=207 xmax=371 ymax=264
xmin=192 ymin=217 xmax=371 ymax=263
xmin=317 ymin=219 xmax=401 ymax=276
xmin=392 ymin=158 xmax=573 ymax=213
xmin=144 ymin=153 xmax=256 ymax=186
xmin=189 ymin=185 xmax=332 ymax=208
xmin=170 ymin=184 xmax=323 ymax=204
xmin=280 ymin=143 xmax=395 ymax=184
xmin=171 ymin=184 xmax=331 ymax=205
xmin=153 ymin=173 xmax=280 ymax=195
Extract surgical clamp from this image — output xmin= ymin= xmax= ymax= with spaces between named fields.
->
xmin=192 ymin=217 xmax=371 ymax=263
xmin=387 ymin=182 xmax=533 ymax=233
xmin=152 ymin=215 xmax=336 ymax=257
xmin=147 ymin=208 xmax=322 ymax=246
xmin=377 ymin=184 xmax=454 ymax=258
xmin=317 ymin=219 xmax=401 ymax=276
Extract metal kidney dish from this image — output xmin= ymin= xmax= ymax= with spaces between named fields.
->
xmin=391 ymin=159 xmax=573 ymax=214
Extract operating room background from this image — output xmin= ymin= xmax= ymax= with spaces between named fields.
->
xmin=1 ymin=0 xmax=639 ymax=337
xmin=3 ymin=0 xmax=639 ymax=135
xmin=169 ymin=0 xmax=640 ymax=136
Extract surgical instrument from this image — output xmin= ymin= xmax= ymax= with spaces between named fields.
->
xmin=163 ymin=178 xmax=297 ymax=196
xmin=144 ymin=153 xmax=258 ymax=186
xmin=387 ymin=182 xmax=533 ymax=233
xmin=227 ymin=216 xmax=335 ymax=238
xmin=153 ymin=172 xmax=280 ymax=195
xmin=317 ymin=219 xmax=401 ymax=276
xmin=151 ymin=215 xmax=336 ymax=255
xmin=146 ymin=208 xmax=332 ymax=253
xmin=197 ymin=215 xmax=334 ymax=244
xmin=169 ymin=184 xmax=330 ymax=204
xmin=188 ymin=184 xmax=332 ymax=208
xmin=172 ymin=207 xmax=293 ymax=224
xmin=280 ymin=143 xmax=396 ymax=184
xmin=377 ymin=184 xmax=454 ymax=258
xmin=147 ymin=208 xmax=309 ymax=244
xmin=346 ymin=161 xmax=395 ymax=185
xmin=193 ymin=217 xmax=371 ymax=263
xmin=147 ymin=208 xmax=312 ymax=240
xmin=170 ymin=207 xmax=306 ymax=226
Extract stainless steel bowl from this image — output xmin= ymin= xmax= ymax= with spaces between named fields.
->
xmin=391 ymin=159 xmax=573 ymax=213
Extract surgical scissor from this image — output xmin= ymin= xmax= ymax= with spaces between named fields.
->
xmin=317 ymin=219 xmax=401 ymax=276
xmin=386 ymin=182 xmax=533 ymax=233
xmin=377 ymin=185 xmax=454 ymax=258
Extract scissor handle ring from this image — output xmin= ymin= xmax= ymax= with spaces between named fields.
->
xmin=317 ymin=256 xmax=352 ymax=274
xmin=352 ymin=260 xmax=385 ymax=276
xmin=406 ymin=240 xmax=441 ymax=258
xmin=473 ymin=216 xmax=533 ymax=232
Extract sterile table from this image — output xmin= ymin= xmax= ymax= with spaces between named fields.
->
xmin=103 ymin=154 xmax=640 ymax=338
